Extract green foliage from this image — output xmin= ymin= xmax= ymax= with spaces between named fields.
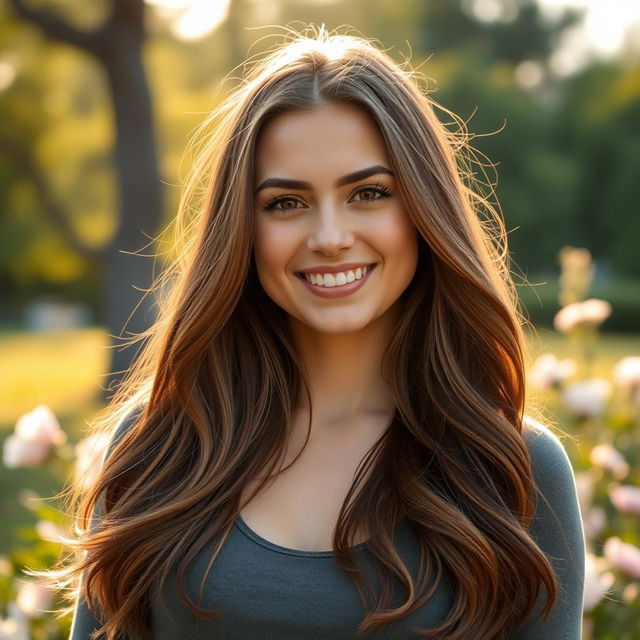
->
xmin=2 ymin=2 xmax=638 ymax=637
xmin=1 ymin=0 xmax=639 ymax=312
xmin=527 ymin=248 xmax=640 ymax=639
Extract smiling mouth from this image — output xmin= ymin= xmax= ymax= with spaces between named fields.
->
xmin=295 ymin=263 xmax=377 ymax=287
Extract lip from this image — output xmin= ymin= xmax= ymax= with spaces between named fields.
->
xmin=295 ymin=263 xmax=377 ymax=299
xmin=295 ymin=262 xmax=376 ymax=275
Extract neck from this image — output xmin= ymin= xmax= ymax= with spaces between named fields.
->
xmin=288 ymin=305 xmax=398 ymax=430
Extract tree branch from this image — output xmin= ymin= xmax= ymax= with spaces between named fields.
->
xmin=9 ymin=0 xmax=104 ymax=55
xmin=110 ymin=0 xmax=144 ymax=33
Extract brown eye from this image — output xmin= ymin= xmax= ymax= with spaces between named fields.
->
xmin=263 ymin=196 xmax=304 ymax=212
xmin=358 ymin=189 xmax=378 ymax=201
xmin=352 ymin=184 xmax=392 ymax=204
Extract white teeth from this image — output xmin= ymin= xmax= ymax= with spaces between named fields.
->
xmin=302 ymin=265 xmax=373 ymax=287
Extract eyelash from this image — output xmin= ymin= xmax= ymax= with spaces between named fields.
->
xmin=262 ymin=183 xmax=393 ymax=213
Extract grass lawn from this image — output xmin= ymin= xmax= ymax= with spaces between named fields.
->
xmin=0 ymin=327 xmax=110 ymax=427
xmin=527 ymin=326 xmax=640 ymax=371
xmin=1 ymin=325 xmax=639 ymax=553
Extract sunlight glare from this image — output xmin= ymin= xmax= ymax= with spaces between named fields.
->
xmin=144 ymin=0 xmax=192 ymax=8
xmin=537 ymin=0 xmax=640 ymax=58
xmin=176 ymin=0 xmax=231 ymax=41
xmin=145 ymin=0 xmax=231 ymax=41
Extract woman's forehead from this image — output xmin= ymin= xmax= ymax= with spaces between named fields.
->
xmin=253 ymin=103 xmax=390 ymax=184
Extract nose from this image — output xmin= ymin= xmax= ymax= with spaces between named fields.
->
xmin=306 ymin=201 xmax=354 ymax=255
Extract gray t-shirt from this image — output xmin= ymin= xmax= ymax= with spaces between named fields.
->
xmin=69 ymin=414 xmax=585 ymax=639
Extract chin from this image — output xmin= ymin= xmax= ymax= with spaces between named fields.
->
xmin=304 ymin=315 xmax=375 ymax=334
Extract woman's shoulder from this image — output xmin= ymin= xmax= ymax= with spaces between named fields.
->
xmin=521 ymin=414 xmax=575 ymax=482
xmin=519 ymin=415 xmax=583 ymax=550
xmin=104 ymin=402 xmax=147 ymax=461
xmin=511 ymin=421 xmax=585 ymax=637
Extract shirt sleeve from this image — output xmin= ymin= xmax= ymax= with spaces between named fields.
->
xmin=68 ymin=590 xmax=105 ymax=640
xmin=68 ymin=406 xmax=144 ymax=640
xmin=510 ymin=419 xmax=586 ymax=640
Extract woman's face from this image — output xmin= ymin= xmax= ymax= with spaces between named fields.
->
xmin=252 ymin=101 xmax=418 ymax=334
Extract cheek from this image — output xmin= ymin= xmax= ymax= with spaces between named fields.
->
xmin=370 ymin=209 xmax=418 ymax=270
xmin=253 ymin=221 xmax=299 ymax=286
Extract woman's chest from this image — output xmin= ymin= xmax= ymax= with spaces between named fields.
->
xmin=239 ymin=423 xmax=382 ymax=552
xmin=150 ymin=521 xmax=455 ymax=640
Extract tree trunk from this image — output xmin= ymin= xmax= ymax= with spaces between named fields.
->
xmin=10 ymin=0 xmax=163 ymax=400
xmin=100 ymin=19 xmax=161 ymax=399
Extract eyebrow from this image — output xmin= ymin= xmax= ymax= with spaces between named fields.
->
xmin=254 ymin=165 xmax=394 ymax=194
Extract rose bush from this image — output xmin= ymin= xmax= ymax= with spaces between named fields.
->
xmin=1 ymin=247 xmax=638 ymax=639
xmin=529 ymin=247 xmax=640 ymax=638
xmin=0 ymin=414 xmax=104 ymax=639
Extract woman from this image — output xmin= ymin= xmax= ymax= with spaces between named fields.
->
xmin=48 ymin=27 xmax=585 ymax=640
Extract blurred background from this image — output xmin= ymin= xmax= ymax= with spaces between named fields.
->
xmin=0 ymin=0 xmax=639 ymax=638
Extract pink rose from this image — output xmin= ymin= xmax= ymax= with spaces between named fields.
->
xmin=529 ymin=353 xmax=577 ymax=389
xmin=2 ymin=406 xmax=66 ymax=468
xmin=608 ymin=485 xmax=640 ymax=515
xmin=604 ymin=537 xmax=640 ymax=578
xmin=553 ymin=298 xmax=611 ymax=333
xmin=562 ymin=379 xmax=612 ymax=418
xmin=590 ymin=443 xmax=630 ymax=480
xmin=612 ymin=356 xmax=640 ymax=405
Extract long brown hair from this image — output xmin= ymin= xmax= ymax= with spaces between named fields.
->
xmin=39 ymin=25 xmax=561 ymax=640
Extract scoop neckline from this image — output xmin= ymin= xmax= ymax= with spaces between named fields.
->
xmin=235 ymin=513 xmax=408 ymax=558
